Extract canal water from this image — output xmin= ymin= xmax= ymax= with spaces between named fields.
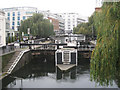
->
xmin=2 ymin=52 xmax=118 ymax=88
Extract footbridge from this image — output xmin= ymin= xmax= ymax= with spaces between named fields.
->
xmin=20 ymin=43 xmax=95 ymax=51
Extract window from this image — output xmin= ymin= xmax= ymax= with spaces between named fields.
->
xmin=18 ymin=17 xmax=20 ymax=20
xmin=13 ymin=12 xmax=15 ymax=16
xmin=8 ymin=13 xmax=10 ymax=16
xmin=12 ymin=22 xmax=15 ymax=25
xmin=18 ymin=12 xmax=20 ymax=16
xmin=7 ymin=17 xmax=10 ymax=20
xmin=17 ymin=21 xmax=20 ymax=25
xmin=68 ymin=22 xmax=70 ymax=24
xmin=13 ymin=17 xmax=15 ymax=21
xmin=23 ymin=16 xmax=26 ymax=20
xmin=12 ymin=26 xmax=14 ymax=30
xmin=68 ymin=25 xmax=71 ymax=29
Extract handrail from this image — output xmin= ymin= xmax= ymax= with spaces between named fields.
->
xmin=7 ymin=49 xmax=30 ymax=74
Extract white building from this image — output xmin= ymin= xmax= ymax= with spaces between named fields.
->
xmin=0 ymin=10 xmax=6 ymax=47
xmin=59 ymin=13 xmax=85 ymax=34
xmin=2 ymin=7 xmax=38 ymax=31
xmin=6 ymin=19 xmax=15 ymax=43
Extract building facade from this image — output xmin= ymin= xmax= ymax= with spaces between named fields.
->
xmin=59 ymin=13 xmax=85 ymax=34
xmin=0 ymin=10 xmax=6 ymax=47
xmin=38 ymin=10 xmax=65 ymax=34
xmin=48 ymin=17 xmax=59 ymax=31
xmin=6 ymin=19 xmax=15 ymax=43
xmin=2 ymin=7 xmax=38 ymax=31
xmin=2 ymin=7 xmax=86 ymax=35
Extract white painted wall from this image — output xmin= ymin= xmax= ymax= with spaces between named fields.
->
xmin=0 ymin=10 xmax=6 ymax=47
xmin=3 ymin=7 xmax=38 ymax=31
xmin=59 ymin=13 xmax=85 ymax=34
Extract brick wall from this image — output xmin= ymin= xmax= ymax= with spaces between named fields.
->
xmin=48 ymin=17 xmax=59 ymax=31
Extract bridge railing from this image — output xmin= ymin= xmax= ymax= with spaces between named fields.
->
xmin=77 ymin=45 xmax=95 ymax=51
xmin=7 ymin=49 xmax=30 ymax=74
xmin=32 ymin=45 xmax=56 ymax=50
xmin=0 ymin=44 xmax=15 ymax=56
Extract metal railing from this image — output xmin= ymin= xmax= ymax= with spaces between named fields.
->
xmin=7 ymin=49 xmax=30 ymax=74
xmin=0 ymin=45 xmax=15 ymax=56
xmin=78 ymin=45 xmax=95 ymax=51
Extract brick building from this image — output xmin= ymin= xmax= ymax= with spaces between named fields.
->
xmin=48 ymin=17 xmax=59 ymax=32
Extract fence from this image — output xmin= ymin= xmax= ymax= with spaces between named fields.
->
xmin=0 ymin=44 xmax=15 ymax=56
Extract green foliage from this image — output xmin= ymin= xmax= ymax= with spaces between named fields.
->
xmin=90 ymin=2 xmax=120 ymax=87
xmin=19 ymin=13 xmax=54 ymax=38
xmin=8 ymin=36 xmax=11 ymax=43
xmin=73 ymin=14 xmax=96 ymax=36
xmin=11 ymin=36 xmax=14 ymax=42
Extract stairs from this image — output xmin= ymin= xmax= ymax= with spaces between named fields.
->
xmin=3 ymin=51 xmax=21 ymax=73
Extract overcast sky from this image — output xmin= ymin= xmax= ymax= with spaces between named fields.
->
xmin=0 ymin=0 xmax=98 ymax=18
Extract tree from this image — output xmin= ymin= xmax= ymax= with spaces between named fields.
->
xmin=90 ymin=2 xmax=120 ymax=87
xmin=19 ymin=13 xmax=54 ymax=38
xmin=8 ymin=36 xmax=11 ymax=43
xmin=73 ymin=14 xmax=96 ymax=38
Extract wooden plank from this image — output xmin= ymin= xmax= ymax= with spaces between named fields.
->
xmin=57 ymin=64 xmax=76 ymax=71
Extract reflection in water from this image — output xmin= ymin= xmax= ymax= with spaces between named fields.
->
xmin=2 ymin=52 xmax=118 ymax=88
xmin=56 ymin=67 xmax=77 ymax=80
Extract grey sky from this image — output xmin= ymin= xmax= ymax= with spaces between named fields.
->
xmin=0 ymin=0 xmax=98 ymax=18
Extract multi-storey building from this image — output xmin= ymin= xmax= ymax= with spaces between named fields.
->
xmin=3 ymin=8 xmax=64 ymax=35
xmin=59 ymin=13 xmax=85 ymax=34
xmin=2 ymin=7 xmax=38 ymax=31
xmin=48 ymin=17 xmax=59 ymax=31
xmin=6 ymin=19 xmax=15 ymax=40
xmin=38 ymin=10 xmax=65 ymax=34
xmin=0 ymin=10 xmax=6 ymax=47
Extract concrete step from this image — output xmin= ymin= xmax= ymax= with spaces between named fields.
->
xmin=3 ymin=51 xmax=22 ymax=72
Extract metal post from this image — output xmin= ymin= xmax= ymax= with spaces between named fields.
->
xmin=28 ymin=28 xmax=30 ymax=43
xmin=57 ymin=45 xmax=59 ymax=49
